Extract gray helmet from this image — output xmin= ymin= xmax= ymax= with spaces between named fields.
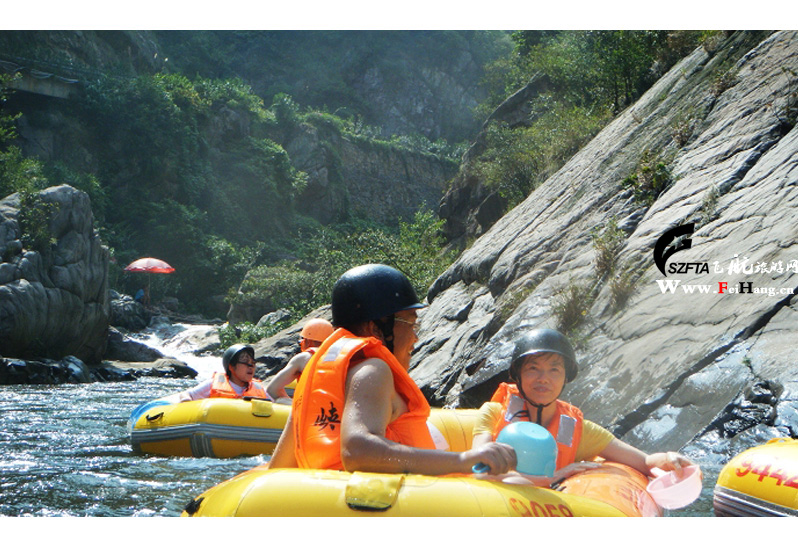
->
xmin=222 ymin=344 xmax=255 ymax=375
xmin=331 ymin=264 xmax=426 ymax=327
xmin=509 ymin=328 xmax=578 ymax=383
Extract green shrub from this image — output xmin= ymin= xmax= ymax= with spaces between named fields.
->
xmin=591 ymin=218 xmax=626 ymax=279
xmin=697 ymin=184 xmax=720 ymax=228
xmin=553 ymin=281 xmax=594 ymax=335
xmin=218 ymin=320 xmax=291 ymax=348
xmin=472 ymin=101 xmax=609 ymax=207
xmin=230 ymin=210 xmax=454 ymax=325
xmin=18 ymin=189 xmax=56 ymax=252
xmin=710 ymin=68 xmax=739 ymax=98
xmin=622 ymin=150 xmax=675 ymax=205
xmin=608 ymin=263 xmax=644 ymax=313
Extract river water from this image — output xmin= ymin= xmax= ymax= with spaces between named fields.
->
xmin=0 ymin=324 xmax=263 ymax=517
xmin=0 ymin=322 xmax=759 ymax=518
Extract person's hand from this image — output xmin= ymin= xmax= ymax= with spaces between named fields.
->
xmin=645 ymin=451 xmax=694 ymax=477
xmin=461 ymin=441 xmax=517 ymax=475
xmin=550 ymin=461 xmax=603 ymax=482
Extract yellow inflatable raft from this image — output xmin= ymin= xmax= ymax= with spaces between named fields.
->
xmin=181 ymin=407 xmax=660 ymax=517
xmin=129 ymin=401 xmax=477 ymax=459
xmin=182 ymin=462 xmax=660 ymax=517
xmin=714 ymin=438 xmax=798 ymax=516
xmin=128 ymin=398 xmax=291 ymax=458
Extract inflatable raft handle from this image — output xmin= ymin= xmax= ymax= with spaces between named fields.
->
xmin=127 ymin=399 xmax=172 ymax=432
xmin=472 ymin=463 xmax=489 ymax=473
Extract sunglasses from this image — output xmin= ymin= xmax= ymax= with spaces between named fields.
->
xmin=394 ymin=317 xmax=420 ymax=332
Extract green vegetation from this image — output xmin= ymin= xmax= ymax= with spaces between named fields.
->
xmin=1 ymin=75 xmax=57 ymax=252
xmin=469 ymin=31 xmax=705 ymax=210
xmin=710 ymin=68 xmax=739 ymax=98
xmin=591 ymin=217 xmax=626 ymax=280
xmin=697 ymin=185 xmax=721 ymax=228
xmin=2 ymin=55 xmax=460 ymax=318
xmin=0 ymin=31 xmax=715 ymax=327
xmin=621 ymin=150 xmax=676 ymax=205
xmin=155 ymin=30 xmax=512 ymax=143
xmin=227 ymin=210 xmax=455 ymax=339
xmin=552 ymin=281 xmax=595 ymax=336
xmin=468 ymin=102 xmax=607 ymax=206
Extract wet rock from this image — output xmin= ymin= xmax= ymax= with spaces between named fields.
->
xmin=703 ymin=381 xmax=781 ymax=439
xmin=0 ymin=355 xmax=92 ymax=384
xmin=140 ymin=358 xmax=198 ymax=379
xmin=59 ymin=355 xmax=92 ymax=383
xmin=104 ymin=327 xmax=164 ymax=362
xmin=109 ymin=290 xmax=151 ymax=331
xmin=161 ymin=325 xmax=221 ymax=355
xmin=256 ymin=308 xmax=292 ymax=329
xmin=90 ymin=363 xmax=136 ymax=382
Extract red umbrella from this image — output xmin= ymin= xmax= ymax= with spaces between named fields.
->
xmin=124 ymin=257 xmax=175 ymax=274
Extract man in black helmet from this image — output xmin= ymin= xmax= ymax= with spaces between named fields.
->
xmin=472 ymin=328 xmax=694 ymax=483
xmin=270 ymin=264 xmax=516 ymax=475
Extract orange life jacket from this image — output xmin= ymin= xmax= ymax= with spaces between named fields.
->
xmin=208 ymin=372 xmax=269 ymax=400
xmin=490 ymin=382 xmax=583 ymax=470
xmin=292 ymin=327 xmax=435 ymax=470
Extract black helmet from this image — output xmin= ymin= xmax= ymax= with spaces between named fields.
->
xmin=331 ymin=264 xmax=426 ymax=327
xmin=222 ymin=344 xmax=255 ymax=375
xmin=509 ymin=328 xmax=578 ymax=383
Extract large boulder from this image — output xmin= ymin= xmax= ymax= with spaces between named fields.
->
xmin=0 ymin=185 xmax=109 ymax=363
xmin=109 ymin=289 xmax=152 ymax=331
xmin=105 ymin=327 xmax=165 ymax=363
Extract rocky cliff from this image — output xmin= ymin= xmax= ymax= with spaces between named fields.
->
xmin=287 ymin=120 xmax=458 ymax=227
xmin=408 ymin=31 xmax=798 ymax=452
xmin=0 ymin=185 xmax=109 ymax=362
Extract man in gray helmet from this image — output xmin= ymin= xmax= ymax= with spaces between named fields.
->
xmin=472 ymin=328 xmax=694 ymax=483
xmin=269 ymin=264 xmax=516 ymax=475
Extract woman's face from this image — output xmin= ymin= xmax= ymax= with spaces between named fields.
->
xmin=229 ymin=350 xmax=256 ymax=385
xmin=518 ymin=352 xmax=566 ymax=405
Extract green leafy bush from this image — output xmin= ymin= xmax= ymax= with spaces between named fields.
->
xmin=472 ymin=101 xmax=608 ymax=206
xmin=621 ymin=150 xmax=675 ymax=205
xmin=229 ymin=210 xmax=455 ymax=326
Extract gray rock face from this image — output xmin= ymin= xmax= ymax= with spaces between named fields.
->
xmin=288 ymin=122 xmax=458 ymax=227
xmin=0 ymin=185 xmax=109 ymax=363
xmin=409 ymin=31 xmax=798 ymax=452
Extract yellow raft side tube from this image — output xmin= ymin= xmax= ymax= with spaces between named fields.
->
xmin=130 ymin=398 xmax=291 ymax=458
xmin=182 ymin=463 xmax=660 ymax=517
xmin=129 ymin=399 xmax=476 ymax=459
xmin=714 ymin=438 xmax=798 ymax=516
xmin=175 ymin=403 xmax=661 ymax=516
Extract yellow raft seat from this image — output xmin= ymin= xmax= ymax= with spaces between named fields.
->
xmin=128 ymin=398 xmax=291 ymax=458
xmin=714 ymin=438 xmax=798 ymax=516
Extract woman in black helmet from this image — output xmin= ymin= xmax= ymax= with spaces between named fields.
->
xmin=269 ymin=264 xmax=516 ymax=476
xmin=166 ymin=344 xmax=270 ymax=402
xmin=472 ymin=328 xmax=694 ymax=484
